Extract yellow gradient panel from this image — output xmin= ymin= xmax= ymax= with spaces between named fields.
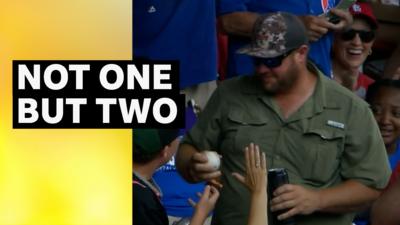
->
xmin=0 ymin=0 xmax=132 ymax=224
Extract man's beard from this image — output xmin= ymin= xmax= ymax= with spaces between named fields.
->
xmin=259 ymin=64 xmax=299 ymax=94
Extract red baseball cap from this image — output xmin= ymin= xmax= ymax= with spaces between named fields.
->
xmin=349 ymin=1 xmax=378 ymax=29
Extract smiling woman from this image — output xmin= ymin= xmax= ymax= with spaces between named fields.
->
xmin=331 ymin=1 xmax=378 ymax=99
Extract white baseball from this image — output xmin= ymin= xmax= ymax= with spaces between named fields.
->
xmin=204 ymin=150 xmax=221 ymax=170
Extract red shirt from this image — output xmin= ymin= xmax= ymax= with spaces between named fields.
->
xmin=355 ymin=73 xmax=374 ymax=99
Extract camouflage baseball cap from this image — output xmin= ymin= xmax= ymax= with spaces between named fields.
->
xmin=238 ymin=12 xmax=309 ymax=58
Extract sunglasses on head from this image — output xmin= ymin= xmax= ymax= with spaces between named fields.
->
xmin=253 ymin=48 xmax=296 ymax=68
xmin=340 ymin=29 xmax=375 ymax=43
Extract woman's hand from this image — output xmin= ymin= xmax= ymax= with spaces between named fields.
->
xmin=232 ymin=143 xmax=267 ymax=193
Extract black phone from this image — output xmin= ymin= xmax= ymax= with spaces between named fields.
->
xmin=328 ymin=14 xmax=341 ymax=24
xmin=323 ymin=0 xmax=356 ymax=24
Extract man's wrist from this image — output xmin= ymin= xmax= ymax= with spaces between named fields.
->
xmin=315 ymin=189 xmax=326 ymax=212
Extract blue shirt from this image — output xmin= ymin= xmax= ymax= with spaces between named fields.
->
xmin=153 ymin=162 xmax=206 ymax=217
xmin=133 ymin=0 xmax=217 ymax=89
xmin=389 ymin=140 xmax=400 ymax=170
xmin=217 ymin=0 xmax=339 ymax=78
xmin=153 ymin=106 xmax=206 ymax=217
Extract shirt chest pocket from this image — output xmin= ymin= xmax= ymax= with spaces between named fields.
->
xmin=300 ymin=127 xmax=345 ymax=184
xmin=225 ymin=110 xmax=269 ymax=154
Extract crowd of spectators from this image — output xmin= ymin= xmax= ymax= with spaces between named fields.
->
xmin=133 ymin=1 xmax=400 ymax=225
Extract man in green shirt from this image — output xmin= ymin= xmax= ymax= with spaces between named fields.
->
xmin=176 ymin=12 xmax=390 ymax=225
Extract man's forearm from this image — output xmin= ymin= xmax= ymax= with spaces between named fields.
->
xmin=318 ymin=180 xmax=381 ymax=213
xmin=371 ymin=178 xmax=400 ymax=225
xmin=176 ymin=143 xmax=199 ymax=183
xmin=219 ymin=12 xmax=259 ymax=37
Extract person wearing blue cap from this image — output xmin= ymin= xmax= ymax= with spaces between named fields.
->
xmin=133 ymin=129 xmax=219 ymax=225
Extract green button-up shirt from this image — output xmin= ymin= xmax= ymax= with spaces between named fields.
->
xmin=182 ymin=66 xmax=390 ymax=225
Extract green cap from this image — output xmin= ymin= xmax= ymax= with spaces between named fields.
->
xmin=133 ymin=129 xmax=180 ymax=155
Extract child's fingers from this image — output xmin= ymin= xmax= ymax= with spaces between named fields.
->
xmin=209 ymin=186 xmax=220 ymax=201
xmin=208 ymin=179 xmax=223 ymax=189
xmin=188 ymin=198 xmax=196 ymax=208
xmin=200 ymin=185 xmax=211 ymax=199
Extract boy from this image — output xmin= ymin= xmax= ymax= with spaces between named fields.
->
xmin=133 ymin=129 xmax=219 ymax=225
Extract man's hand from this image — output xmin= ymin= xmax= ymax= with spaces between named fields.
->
xmin=189 ymin=152 xmax=222 ymax=183
xmin=328 ymin=8 xmax=353 ymax=31
xmin=299 ymin=15 xmax=334 ymax=42
xmin=270 ymin=184 xmax=322 ymax=220
xmin=298 ymin=9 xmax=352 ymax=42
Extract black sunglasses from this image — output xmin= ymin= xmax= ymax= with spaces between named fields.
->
xmin=340 ymin=29 xmax=375 ymax=43
xmin=253 ymin=49 xmax=296 ymax=68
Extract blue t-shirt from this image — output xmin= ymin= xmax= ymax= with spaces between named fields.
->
xmin=389 ymin=140 xmax=400 ymax=170
xmin=133 ymin=0 xmax=217 ymax=89
xmin=217 ymin=0 xmax=339 ymax=78
xmin=153 ymin=159 xmax=206 ymax=217
xmin=153 ymin=106 xmax=206 ymax=217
